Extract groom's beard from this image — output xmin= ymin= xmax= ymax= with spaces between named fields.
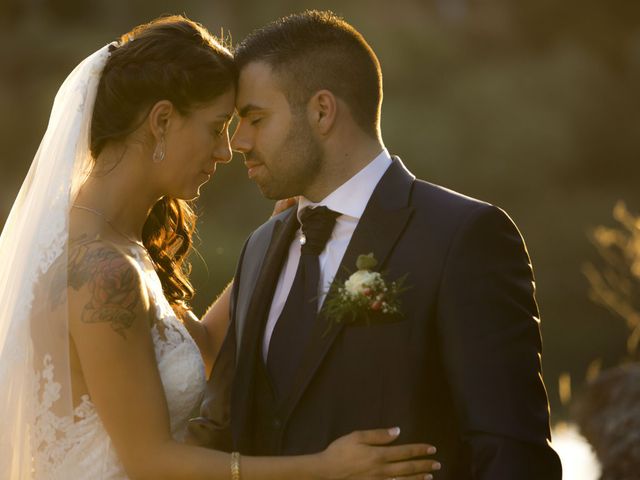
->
xmin=253 ymin=116 xmax=323 ymax=200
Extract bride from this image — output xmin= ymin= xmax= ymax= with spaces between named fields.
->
xmin=0 ymin=15 xmax=439 ymax=480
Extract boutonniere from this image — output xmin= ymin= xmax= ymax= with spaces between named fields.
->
xmin=322 ymin=253 xmax=408 ymax=335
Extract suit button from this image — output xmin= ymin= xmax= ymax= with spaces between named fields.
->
xmin=272 ymin=418 xmax=282 ymax=429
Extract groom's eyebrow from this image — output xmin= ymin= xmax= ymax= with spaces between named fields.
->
xmin=237 ymin=104 xmax=264 ymax=117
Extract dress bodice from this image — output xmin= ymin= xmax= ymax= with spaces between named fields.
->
xmin=34 ymin=247 xmax=206 ymax=479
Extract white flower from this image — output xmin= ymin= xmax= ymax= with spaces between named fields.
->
xmin=344 ymin=270 xmax=382 ymax=297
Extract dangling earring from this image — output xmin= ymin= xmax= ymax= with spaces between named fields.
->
xmin=153 ymin=136 xmax=166 ymax=163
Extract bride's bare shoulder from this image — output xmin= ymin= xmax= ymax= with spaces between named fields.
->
xmin=67 ymin=235 xmax=138 ymax=286
xmin=66 ymin=236 xmax=151 ymax=339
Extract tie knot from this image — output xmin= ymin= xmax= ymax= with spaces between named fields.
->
xmin=299 ymin=206 xmax=340 ymax=255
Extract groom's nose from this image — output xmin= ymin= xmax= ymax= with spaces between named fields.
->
xmin=231 ymin=119 xmax=252 ymax=154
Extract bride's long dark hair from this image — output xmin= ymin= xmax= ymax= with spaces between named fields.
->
xmin=89 ymin=15 xmax=236 ymax=308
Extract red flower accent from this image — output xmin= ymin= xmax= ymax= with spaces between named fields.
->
xmin=91 ymin=256 xmax=137 ymax=311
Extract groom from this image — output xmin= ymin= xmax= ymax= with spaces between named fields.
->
xmin=202 ymin=10 xmax=561 ymax=478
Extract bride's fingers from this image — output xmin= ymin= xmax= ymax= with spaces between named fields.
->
xmin=351 ymin=427 xmax=401 ymax=446
xmin=377 ymin=443 xmax=437 ymax=462
xmin=271 ymin=197 xmax=298 ymax=217
xmin=379 ymin=458 xmax=442 ymax=478
xmin=385 ymin=474 xmax=435 ymax=480
xmin=385 ymin=475 xmax=434 ymax=480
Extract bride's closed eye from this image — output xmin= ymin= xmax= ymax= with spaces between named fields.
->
xmin=211 ymin=123 xmax=228 ymax=137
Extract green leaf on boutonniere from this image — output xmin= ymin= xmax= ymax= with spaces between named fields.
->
xmin=321 ymin=253 xmax=409 ymax=337
xmin=356 ymin=252 xmax=378 ymax=270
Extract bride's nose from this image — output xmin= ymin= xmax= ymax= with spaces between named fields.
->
xmin=213 ymin=140 xmax=232 ymax=164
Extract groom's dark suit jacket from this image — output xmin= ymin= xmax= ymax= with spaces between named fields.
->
xmin=213 ymin=157 xmax=561 ymax=479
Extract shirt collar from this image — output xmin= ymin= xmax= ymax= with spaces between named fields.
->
xmin=297 ymin=148 xmax=393 ymax=222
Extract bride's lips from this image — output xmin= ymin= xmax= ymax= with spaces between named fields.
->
xmin=244 ymin=160 xmax=264 ymax=179
xmin=200 ymin=165 xmax=216 ymax=179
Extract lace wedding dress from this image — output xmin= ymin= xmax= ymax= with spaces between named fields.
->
xmin=0 ymin=43 xmax=211 ymax=480
xmin=33 ymin=246 xmax=207 ymax=479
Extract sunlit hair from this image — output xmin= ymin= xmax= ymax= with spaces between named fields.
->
xmin=234 ymin=10 xmax=382 ymax=138
xmin=90 ymin=15 xmax=236 ymax=308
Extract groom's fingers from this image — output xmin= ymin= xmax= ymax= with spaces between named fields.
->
xmin=378 ymin=443 xmax=437 ymax=462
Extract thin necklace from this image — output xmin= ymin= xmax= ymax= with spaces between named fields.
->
xmin=72 ymin=205 xmax=146 ymax=249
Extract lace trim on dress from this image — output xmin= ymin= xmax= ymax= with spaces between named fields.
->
xmin=31 ymin=248 xmax=206 ymax=477
xmin=33 ymin=355 xmax=96 ymax=477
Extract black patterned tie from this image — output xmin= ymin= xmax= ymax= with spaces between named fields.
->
xmin=267 ymin=206 xmax=340 ymax=399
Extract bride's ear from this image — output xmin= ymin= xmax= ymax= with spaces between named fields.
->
xmin=148 ymin=100 xmax=173 ymax=140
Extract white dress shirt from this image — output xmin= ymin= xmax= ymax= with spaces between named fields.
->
xmin=262 ymin=149 xmax=393 ymax=360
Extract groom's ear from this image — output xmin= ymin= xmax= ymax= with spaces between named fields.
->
xmin=148 ymin=100 xmax=174 ymax=140
xmin=308 ymin=89 xmax=337 ymax=136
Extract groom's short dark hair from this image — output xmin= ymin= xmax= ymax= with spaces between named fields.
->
xmin=235 ymin=10 xmax=382 ymax=138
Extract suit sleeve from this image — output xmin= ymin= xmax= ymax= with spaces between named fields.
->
xmin=214 ymin=232 xmax=252 ymax=376
xmin=437 ymin=204 xmax=562 ymax=479
xmin=228 ymin=236 xmax=250 ymax=345
xmin=196 ymin=235 xmax=251 ymax=450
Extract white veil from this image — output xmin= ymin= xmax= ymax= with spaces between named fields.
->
xmin=0 ymin=44 xmax=112 ymax=479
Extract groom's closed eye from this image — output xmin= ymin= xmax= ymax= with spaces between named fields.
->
xmin=237 ymin=103 xmax=270 ymax=122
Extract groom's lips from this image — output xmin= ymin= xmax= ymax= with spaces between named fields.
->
xmin=244 ymin=160 xmax=264 ymax=179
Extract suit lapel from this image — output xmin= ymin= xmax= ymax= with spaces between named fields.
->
xmin=232 ymin=209 xmax=299 ymax=447
xmin=279 ymin=157 xmax=416 ymax=421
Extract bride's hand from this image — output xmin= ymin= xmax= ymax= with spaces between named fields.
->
xmin=271 ymin=197 xmax=298 ymax=217
xmin=316 ymin=428 xmax=440 ymax=479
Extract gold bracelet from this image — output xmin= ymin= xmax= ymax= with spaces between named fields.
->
xmin=231 ymin=451 xmax=241 ymax=480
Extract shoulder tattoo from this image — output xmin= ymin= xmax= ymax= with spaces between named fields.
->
xmin=67 ymin=243 xmax=141 ymax=339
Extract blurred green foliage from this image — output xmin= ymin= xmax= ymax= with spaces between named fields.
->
xmin=1 ymin=0 xmax=639 ymax=422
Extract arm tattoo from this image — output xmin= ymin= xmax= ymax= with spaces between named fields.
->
xmin=67 ymin=242 xmax=140 ymax=339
